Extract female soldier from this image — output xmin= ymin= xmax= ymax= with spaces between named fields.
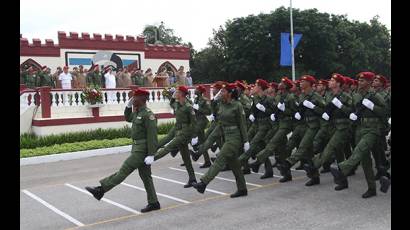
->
xmin=193 ymin=83 xmax=250 ymax=198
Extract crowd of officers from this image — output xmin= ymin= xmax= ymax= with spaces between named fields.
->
xmin=85 ymin=71 xmax=391 ymax=213
xmin=19 ymin=64 xmax=190 ymax=89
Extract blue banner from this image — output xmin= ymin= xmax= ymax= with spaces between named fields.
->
xmin=280 ymin=32 xmax=302 ymax=66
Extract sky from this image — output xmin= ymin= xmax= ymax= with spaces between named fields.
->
xmin=20 ymin=0 xmax=391 ymax=51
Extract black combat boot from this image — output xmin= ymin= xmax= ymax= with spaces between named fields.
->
xmin=140 ymin=202 xmax=161 ymax=213
xmin=184 ymin=179 xmax=197 ymax=188
xmin=320 ymin=163 xmax=331 ymax=173
xmin=279 ymin=172 xmax=292 ymax=183
xmin=242 ymin=167 xmax=251 ymax=175
xmin=230 ymin=189 xmax=248 ymax=198
xmin=190 ymin=150 xmax=201 ymax=162
xmin=85 ymin=186 xmax=104 ymax=201
xmin=278 ymin=160 xmax=292 ymax=183
xmin=362 ymin=189 xmax=377 ymax=198
xmin=249 ymin=160 xmax=262 ymax=173
xmin=193 ymin=180 xmax=207 ymax=193
xmin=305 ymin=177 xmax=320 ymax=186
xmin=260 ymin=162 xmax=274 ymax=179
xmin=170 ymin=149 xmax=179 ymax=157
xmin=380 ymin=176 xmax=391 ymax=193
xmin=330 ymin=166 xmax=347 ymax=185
xmin=334 ymin=179 xmax=348 ymax=191
xmin=199 ymin=161 xmax=211 ymax=168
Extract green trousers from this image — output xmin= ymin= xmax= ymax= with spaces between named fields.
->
xmin=204 ymin=121 xmax=223 ymax=150
xmin=287 ymin=121 xmax=320 ymax=166
xmin=154 ymin=130 xmax=196 ymax=181
xmin=194 ymin=118 xmax=211 ymax=163
xmin=198 ymin=124 xmax=223 ymax=157
xmin=201 ymin=130 xmax=247 ymax=191
xmin=285 ymin=122 xmax=307 ymax=156
xmin=256 ymin=121 xmax=292 ymax=163
xmin=312 ymin=127 xmax=350 ymax=173
xmin=100 ymin=143 xmax=158 ymax=204
xmin=338 ymin=125 xmax=379 ymax=190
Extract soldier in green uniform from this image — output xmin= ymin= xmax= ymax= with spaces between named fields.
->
xmin=238 ymin=79 xmax=274 ymax=179
xmin=190 ymin=85 xmax=212 ymax=168
xmin=85 ymin=88 xmax=160 ymax=212
xmin=248 ymin=77 xmax=297 ymax=182
xmin=23 ymin=67 xmax=37 ymax=89
xmin=151 ymin=86 xmax=198 ymax=188
xmin=303 ymin=74 xmax=353 ymax=188
xmin=191 ymin=82 xmax=225 ymax=164
xmin=193 ymin=83 xmax=249 ymax=198
xmin=86 ymin=65 xmax=103 ymax=87
xmin=278 ymin=75 xmax=326 ymax=186
xmin=312 ymin=79 xmax=334 ymax=173
xmin=285 ymin=80 xmax=308 ymax=171
xmin=330 ymin=72 xmax=390 ymax=198
xmin=37 ymin=66 xmax=55 ymax=88
xmin=371 ymin=74 xmax=391 ymax=180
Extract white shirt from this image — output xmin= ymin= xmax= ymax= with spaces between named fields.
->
xmin=58 ymin=72 xmax=73 ymax=89
xmin=104 ymin=72 xmax=116 ymax=89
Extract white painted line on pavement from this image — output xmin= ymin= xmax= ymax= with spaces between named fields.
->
xmin=151 ymin=175 xmax=227 ymax=195
xmin=193 ymin=162 xmax=282 ymax=178
xmin=120 ymin=182 xmax=190 ymax=204
xmin=169 ymin=167 xmax=263 ymax=187
xmin=22 ymin=189 xmax=84 ymax=227
xmin=64 ymin=183 xmax=140 ymax=214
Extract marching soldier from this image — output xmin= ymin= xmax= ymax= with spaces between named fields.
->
xmin=190 ymin=85 xmax=212 ymax=168
xmin=278 ymin=75 xmax=326 ymax=186
xmin=330 ymin=72 xmax=390 ymax=198
xmin=148 ymin=86 xmax=198 ymax=188
xmin=193 ymin=83 xmax=249 ymax=198
xmin=85 ymin=88 xmax=161 ymax=213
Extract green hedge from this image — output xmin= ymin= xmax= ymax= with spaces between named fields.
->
xmin=21 ymin=122 xmax=175 ymax=149
xmin=21 ymin=135 xmax=166 ymax=158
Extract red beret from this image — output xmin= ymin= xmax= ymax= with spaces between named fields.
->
xmin=331 ymin=73 xmax=345 ymax=85
xmin=255 ymin=79 xmax=269 ymax=90
xmin=235 ymin=80 xmax=246 ymax=90
xmin=357 ymin=72 xmax=375 ymax=81
xmin=375 ymin=75 xmax=387 ymax=86
xmin=133 ymin=88 xmax=150 ymax=97
xmin=343 ymin=77 xmax=354 ymax=85
xmin=353 ymin=80 xmax=358 ymax=86
xmin=300 ymin=75 xmax=317 ymax=84
xmin=318 ymin=79 xmax=328 ymax=86
xmin=281 ymin=77 xmax=294 ymax=88
xmin=222 ymin=83 xmax=237 ymax=91
xmin=196 ymin=85 xmax=206 ymax=93
xmin=270 ymin=82 xmax=278 ymax=90
xmin=178 ymin=85 xmax=189 ymax=94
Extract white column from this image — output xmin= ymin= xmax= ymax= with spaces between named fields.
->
xmin=51 ymin=92 xmax=57 ymax=107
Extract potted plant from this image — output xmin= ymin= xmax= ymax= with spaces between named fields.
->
xmin=81 ymin=85 xmax=103 ymax=107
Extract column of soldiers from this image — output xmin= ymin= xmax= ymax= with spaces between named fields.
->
xmin=85 ymin=71 xmax=391 ymax=213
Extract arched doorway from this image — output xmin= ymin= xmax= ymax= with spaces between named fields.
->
xmin=157 ymin=61 xmax=177 ymax=75
xmin=20 ymin=58 xmax=42 ymax=71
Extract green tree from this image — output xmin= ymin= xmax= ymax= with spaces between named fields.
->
xmin=143 ymin=22 xmax=184 ymax=45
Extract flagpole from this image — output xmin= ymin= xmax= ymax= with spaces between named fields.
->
xmin=290 ymin=0 xmax=296 ymax=81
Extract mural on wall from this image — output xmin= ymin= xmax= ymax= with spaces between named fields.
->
xmin=64 ymin=51 xmax=141 ymax=70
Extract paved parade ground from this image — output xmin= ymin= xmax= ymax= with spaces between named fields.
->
xmin=20 ymin=150 xmax=391 ymax=230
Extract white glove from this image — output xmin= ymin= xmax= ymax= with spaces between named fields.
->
xmin=349 ymin=113 xmax=358 ymax=121
xmin=213 ymin=89 xmax=222 ymax=100
xmin=249 ymin=114 xmax=255 ymax=122
xmin=208 ymin=114 xmax=215 ymax=121
xmin=331 ymin=97 xmax=343 ymax=109
xmin=193 ymin=104 xmax=199 ymax=110
xmin=172 ymin=90 xmax=177 ymax=98
xmin=388 ymin=117 xmax=391 ymax=125
xmin=270 ymin=113 xmax=276 ymax=121
xmin=295 ymin=101 xmax=299 ymax=106
xmin=294 ymin=112 xmax=301 ymax=120
xmin=126 ymin=97 xmax=134 ymax=108
xmin=256 ymin=103 xmax=266 ymax=112
xmin=144 ymin=156 xmax=154 ymax=165
xmin=191 ymin=137 xmax=199 ymax=146
xmin=243 ymin=142 xmax=250 ymax=152
xmin=277 ymin=102 xmax=285 ymax=111
xmin=322 ymin=112 xmax=330 ymax=121
xmin=169 ymin=87 xmax=176 ymax=94
xmin=303 ymin=100 xmax=316 ymax=109
xmin=191 ymin=97 xmax=195 ymax=104
xmin=362 ymin=98 xmax=374 ymax=111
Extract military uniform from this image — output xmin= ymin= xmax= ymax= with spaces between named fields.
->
xmin=194 ymin=83 xmax=249 ymax=197
xmin=330 ymin=72 xmax=388 ymax=198
xmin=85 ymin=89 xmax=160 ymax=212
xmin=154 ymin=86 xmax=197 ymax=187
